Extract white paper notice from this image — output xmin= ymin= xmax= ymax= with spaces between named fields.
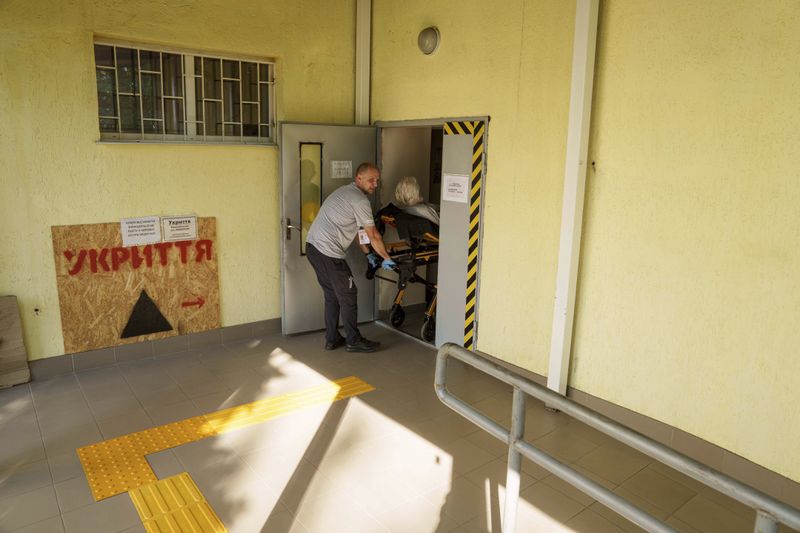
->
xmin=331 ymin=160 xmax=353 ymax=180
xmin=120 ymin=216 xmax=162 ymax=247
xmin=442 ymin=173 xmax=470 ymax=203
xmin=161 ymin=215 xmax=198 ymax=242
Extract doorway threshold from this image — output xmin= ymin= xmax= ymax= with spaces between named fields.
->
xmin=374 ymin=320 xmax=436 ymax=350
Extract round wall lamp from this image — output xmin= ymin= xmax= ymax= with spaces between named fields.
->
xmin=418 ymin=26 xmax=440 ymax=55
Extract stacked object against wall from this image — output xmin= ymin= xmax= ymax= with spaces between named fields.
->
xmin=0 ymin=295 xmax=30 ymax=387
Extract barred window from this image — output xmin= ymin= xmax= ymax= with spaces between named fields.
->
xmin=94 ymin=41 xmax=275 ymax=144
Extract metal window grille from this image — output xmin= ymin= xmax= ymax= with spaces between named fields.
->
xmin=93 ymin=41 xmax=275 ymax=145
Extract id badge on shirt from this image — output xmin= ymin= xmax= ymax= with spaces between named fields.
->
xmin=358 ymin=228 xmax=370 ymax=245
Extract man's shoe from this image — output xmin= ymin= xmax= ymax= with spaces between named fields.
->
xmin=325 ymin=337 xmax=346 ymax=351
xmin=345 ymin=338 xmax=380 ymax=353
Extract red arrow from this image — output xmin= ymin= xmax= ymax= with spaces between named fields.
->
xmin=181 ymin=296 xmax=205 ymax=308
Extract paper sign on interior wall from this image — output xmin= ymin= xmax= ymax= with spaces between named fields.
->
xmin=161 ymin=215 xmax=198 ymax=242
xmin=331 ymin=160 xmax=353 ymax=179
xmin=442 ymin=173 xmax=470 ymax=203
xmin=120 ymin=216 xmax=161 ymax=247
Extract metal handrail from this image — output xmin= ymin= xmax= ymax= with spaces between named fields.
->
xmin=434 ymin=343 xmax=800 ymax=533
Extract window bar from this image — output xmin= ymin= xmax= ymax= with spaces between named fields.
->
xmin=159 ymin=53 xmax=166 ymax=141
xmin=268 ymin=65 xmax=272 ymax=139
xmin=112 ymin=46 xmax=122 ymax=136
xmin=219 ymin=59 xmax=224 ymax=141
xmin=258 ymin=86 xmax=268 ymax=140
xmin=137 ymin=49 xmax=145 ymax=140
xmin=96 ymin=65 xmax=117 ymax=134
xmin=257 ymin=65 xmax=274 ymax=141
xmin=239 ymin=60 xmax=243 ymax=142
xmin=256 ymin=62 xmax=261 ymax=142
xmin=195 ymin=57 xmax=203 ymax=142
xmin=262 ymin=63 xmax=267 ymax=141
xmin=270 ymin=64 xmax=275 ymax=140
xmin=184 ymin=55 xmax=196 ymax=140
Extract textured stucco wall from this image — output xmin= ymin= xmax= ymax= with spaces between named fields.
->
xmin=373 ymin=0 xmax=576 ymax=373
xmin=573 ymin=0 xmax=800 ymax=483
xmin=372 ymin=0 xmax=800 ymax=482
xmin=0 ymin=0 xmax=356 ymax=360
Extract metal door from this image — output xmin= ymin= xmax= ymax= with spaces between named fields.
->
xmin=436 ymin=120 xmax=487 ymax=349
xmin=280 ymin=123 xmax=377 ymax=335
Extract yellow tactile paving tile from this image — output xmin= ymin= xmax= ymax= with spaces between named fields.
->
xmin=129 ymin=472 xmax=227 ymax=532
xmin=77 ymin=448 xmax=155 ymax=500
xmin=203 ymin=375 xmax=375 ymax=433
xmin=77 ymin=417 xmax=217 ymax=500
xmin=78 ymin=376 xmax=374 ymax=501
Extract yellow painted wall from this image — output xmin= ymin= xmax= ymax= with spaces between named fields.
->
xmin=373 ymin=0 xmax=576 ymax=373
xmin=573 ymin=1 xmax=800 ymax=482
xmin=3 ymin=0 xmax=799 ymax=484
xmin=0 ymin=0 xmax=356 ymax=360
xmin=373 ymin=0 xmax=800 ymax=482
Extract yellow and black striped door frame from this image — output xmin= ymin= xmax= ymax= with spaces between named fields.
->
xmin=443 ymin=120 xmax=485 ymax=351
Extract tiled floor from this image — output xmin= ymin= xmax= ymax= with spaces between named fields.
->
xmin=0 ymin=324 xmax=795 ymax=532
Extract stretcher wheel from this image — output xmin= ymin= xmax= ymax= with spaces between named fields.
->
xmin=389 ymin=304 xmax=405 ymax=327
xmin=421 ymin=318 xmax=435 ymax=342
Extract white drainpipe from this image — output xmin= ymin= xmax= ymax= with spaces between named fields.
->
xmin=547 ymin=0 xmax=600 ymax=395
xmin=355 ymin=0 xmax=371 ymax=125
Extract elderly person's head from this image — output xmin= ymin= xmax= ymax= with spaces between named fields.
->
xmin=394 ymin=176 xmax=424 ymax=206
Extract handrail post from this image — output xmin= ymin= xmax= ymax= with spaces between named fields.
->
xmin=755 ymin=510 xmax=778 ymax=533
xmin=503 ymin=387 xmax=526 ymax=532
xmin=435 ymin=343 xmax=800 ymax=532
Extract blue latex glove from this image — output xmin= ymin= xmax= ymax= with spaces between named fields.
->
xmin=366 ymin=252 xmax=381 ymax=269
xmin=381 ymin=258 xmax=397 ymax=271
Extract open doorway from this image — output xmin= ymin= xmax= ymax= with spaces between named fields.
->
xmin=374 ymin=125 xmax=443 ymax=343
xmin=375 ymin=118 xmax=487 ymax=350
xmin=278 ymin=119 xmax=485 ymax=351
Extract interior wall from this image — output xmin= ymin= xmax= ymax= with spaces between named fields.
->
xmin=379 ymin=127 xmax=433 ymax=207
xmin=378 ymin=127 xmax=433 ymax=309
xmin=372 ymin=0 xmax=800 ymax=483
xmin=0 ymin=0 xmax=356 ymax=360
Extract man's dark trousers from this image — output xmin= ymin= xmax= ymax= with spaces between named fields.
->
xmin=306 ymin=243 xmax=362 ymax=344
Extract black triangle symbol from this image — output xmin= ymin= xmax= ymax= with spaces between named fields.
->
xmin=120 ymin=289 xmax=173 ymax=339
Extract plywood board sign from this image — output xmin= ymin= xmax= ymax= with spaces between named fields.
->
xmin=52 ymin=217 xmax=220 ymax=354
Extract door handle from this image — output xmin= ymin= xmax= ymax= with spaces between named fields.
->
xmin=285 ymin=217 xmax=301 ymax=240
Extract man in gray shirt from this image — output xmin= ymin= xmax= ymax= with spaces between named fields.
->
xmin=306 ymin=162 xmax=396 ymax=353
